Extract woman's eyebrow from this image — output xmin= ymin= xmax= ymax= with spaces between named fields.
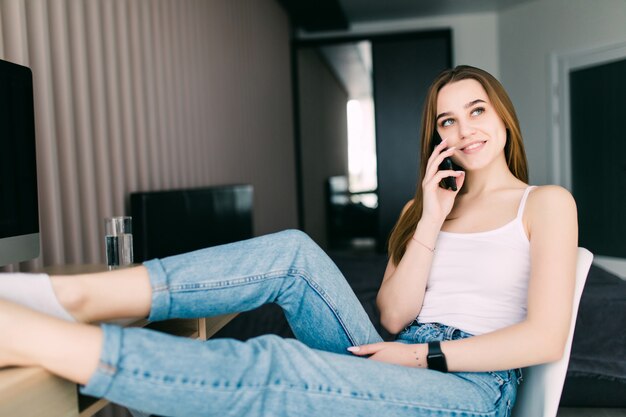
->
xmin=465 ymin=99 xmax=486 ymax=108
xmin=436 ymin=99 xmax=487 ymax=122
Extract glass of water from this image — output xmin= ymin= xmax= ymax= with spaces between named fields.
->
xmin=104 ymin=216 xmax=134 ymax=269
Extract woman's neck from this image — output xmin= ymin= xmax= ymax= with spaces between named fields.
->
xmin=459 ymin=156 xmax=523 ymax=197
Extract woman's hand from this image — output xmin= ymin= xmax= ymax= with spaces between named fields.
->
xmin=420 ymin=138 xmax=465 ymax=225
xmin=347 ymin=342 xmax=428 ymax=368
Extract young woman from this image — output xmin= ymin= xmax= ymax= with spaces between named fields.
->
xmin=0 ymin=65 xmax=577 ymax=417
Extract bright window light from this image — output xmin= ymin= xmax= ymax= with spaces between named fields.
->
xmin=347 ymin=98 xmax=377 ymax=206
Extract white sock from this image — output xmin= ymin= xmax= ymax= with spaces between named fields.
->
xmin=0 ymin=273 xmax=75 ymax=321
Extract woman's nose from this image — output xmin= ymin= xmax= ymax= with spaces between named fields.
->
xmin=457 ymin=120 xmax=476 ymax=140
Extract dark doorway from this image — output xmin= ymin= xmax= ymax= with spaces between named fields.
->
xmin=372 ymin=33 xmax=451 ymax=251
xmin=293 ymin=30 xmax=452 ymax=252
xmin=570 ymin=58 xmax=626 ymax=257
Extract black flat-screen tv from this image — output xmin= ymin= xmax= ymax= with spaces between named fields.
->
xmin=0 ymin=59 xmax=40 ymax=266
xmin=130 ymin=184 xmax=253 ymax=261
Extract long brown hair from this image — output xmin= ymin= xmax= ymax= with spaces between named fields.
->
xmin=387 ymin=65 xmax=529 ymax=266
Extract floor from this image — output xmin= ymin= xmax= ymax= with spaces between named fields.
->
xmin=558 ymin=408 xmax=626 ymax=416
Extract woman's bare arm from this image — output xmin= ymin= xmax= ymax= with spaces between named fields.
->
xmin=376 ymin=203 xmax=442 ymax=334
xmin=358 ymin=185 xmax=578 ymax=371
xmin=376 ymin=141 xmax=464 ymax=335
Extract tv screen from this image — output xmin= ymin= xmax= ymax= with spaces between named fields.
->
xmin=0 ymin=59 xmax=40 ymax=266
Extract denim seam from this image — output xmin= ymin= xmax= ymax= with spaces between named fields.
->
xmin=116 ymin=372 xmax=497 ymax=416
xmin=288 ymin=267 xmax=359 ymax=347
xmin=97 ymin=361 xmax=117 ymax=375
xmin=488 ymin=371 xmax=506 ymax=385
xmin=143 ymin=259 xmax=172 ymax=322
xmin=164 ymin=270 xmax=289 ymax=291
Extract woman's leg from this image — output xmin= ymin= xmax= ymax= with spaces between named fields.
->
xmin=85 ymin=327 xmax=505 ymax=417
xmin=50 ymin=230 xmax=381 ymax=352
xmin=142 ymin=230 xmax=383 ymax=352
xmin=0 ymin=300 xmax=101 ymax=384
xmin=0 ymin=300 xmax=507 ymax=417
xmin=51 ymin=267 xmax=152 ymax=322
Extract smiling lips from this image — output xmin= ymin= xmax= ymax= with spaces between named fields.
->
xmin=460 ymin=141 xmax=486 ymax=154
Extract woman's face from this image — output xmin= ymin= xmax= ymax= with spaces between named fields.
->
xmin=435 ymin=78 xmax=507 ymax=172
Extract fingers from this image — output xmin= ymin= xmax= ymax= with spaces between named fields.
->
xmin=425 ymin=144 xmax=457 ymax=182
xmin=455 ymin=169 xmax=466 ymax=189
xmin=422 ymin=169 xmax=464 ymax=191
xmin=433 ymin=170 xmax=464 ymax=184
xmin=425 ymin=138 xmax=449 ymax=169
xmin=427 ymin=148 xmax=457 ymax=181
xmin=347 ymin=342 xmax=388 ymax=356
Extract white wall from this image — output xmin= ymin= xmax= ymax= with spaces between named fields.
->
xmin=298 ymin=12 xmax=500 ymax=78
xmin=499 ymin=0 xmax=626 ymax=277
xmin=499 ymin=0 xmax=626 ymax=186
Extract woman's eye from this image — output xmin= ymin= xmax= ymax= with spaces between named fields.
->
xmin=471 ymin=107 xmax=485 ymax=116
xmin=441 ymin=118 xmax=454 ymax=127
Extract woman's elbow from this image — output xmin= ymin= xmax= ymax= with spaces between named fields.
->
xmin=535 ymin=327 xmax=569 ymax=364
xmin=376 ymin=294 xmax=420 ymax=335
xmin=545 ymin=338 xmax=569 ymax=363
xmin=379 ymin=311 xmax=410 ymax=335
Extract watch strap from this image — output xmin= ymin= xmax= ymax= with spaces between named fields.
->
xmin=427 ymin=341 xmax=448 ymax=372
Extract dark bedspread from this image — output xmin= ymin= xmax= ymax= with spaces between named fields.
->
xmin=568 ymin=264 xmax=626 ymax=382
xmin=560 ymin=263 xmax=626 ymax=406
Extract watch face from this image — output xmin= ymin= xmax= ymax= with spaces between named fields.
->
xmin=427 ymin=342 xmax=448 ymax=372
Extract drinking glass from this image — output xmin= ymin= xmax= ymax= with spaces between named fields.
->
xmin=104 ymin=216 xmax=134 ymax=269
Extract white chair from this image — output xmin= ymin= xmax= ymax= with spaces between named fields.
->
xmin=512 ymin=247 xmax=593 ymax=417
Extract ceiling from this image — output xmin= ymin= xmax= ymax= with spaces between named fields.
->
xmin=284 ymin=0 xmax=538 ymax=100
xmin=340 ymin=0 xmax=536 ymax=23
xmin=278 ymin=0 xmax=537 ymax=32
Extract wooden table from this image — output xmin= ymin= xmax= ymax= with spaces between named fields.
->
xmin=0 ymin=264 xmax=237 ymax=417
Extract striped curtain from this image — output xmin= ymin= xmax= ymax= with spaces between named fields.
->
xmin=0 ymin=0 xmax=298 ymax=272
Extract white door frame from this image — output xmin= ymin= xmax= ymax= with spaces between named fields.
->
xmin=550 ymin=40 xmax=626 ymax=189
xmin=550 ymin=40 xmax=626 ymax=278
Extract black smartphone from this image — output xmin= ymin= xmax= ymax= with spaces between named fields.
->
xmin=432 ymin=131 xmax=461 ymax=191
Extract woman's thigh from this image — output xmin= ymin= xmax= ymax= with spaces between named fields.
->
xmin=83 ymin=326 xmax=505 ymax=417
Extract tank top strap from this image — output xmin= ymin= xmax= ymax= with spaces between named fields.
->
xmin=516 ymin=186 xmax=537 ymax=219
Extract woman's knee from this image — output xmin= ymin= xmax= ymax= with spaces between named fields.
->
xmin=278 ymin=229 xmax=322 ymax=253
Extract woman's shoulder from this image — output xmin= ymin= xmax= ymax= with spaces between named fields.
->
xmin=527 ymin=184 xmax=575 ymax=204
xmin=525 ymin=184 xmax=577 ymax=225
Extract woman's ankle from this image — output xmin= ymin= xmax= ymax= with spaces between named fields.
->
xmin=50 ymin=276 xmax=89 ymax=322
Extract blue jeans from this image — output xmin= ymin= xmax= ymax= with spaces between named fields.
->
xmin=80 ymin=230 xmax=519 ymax=416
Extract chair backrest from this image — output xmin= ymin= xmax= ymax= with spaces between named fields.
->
xmin=512 ymin=247 xmax=593 ymax=417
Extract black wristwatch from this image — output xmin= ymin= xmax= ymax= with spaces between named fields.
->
xmin=427 ymin=341 xmax=448 ymax=372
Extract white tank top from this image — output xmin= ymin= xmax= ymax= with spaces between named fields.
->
xmin=417 ymin=186 xmax=536 ymax=335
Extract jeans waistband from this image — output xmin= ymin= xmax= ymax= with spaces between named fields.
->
xmin=397 ymin=321 xmax=474 ymax=344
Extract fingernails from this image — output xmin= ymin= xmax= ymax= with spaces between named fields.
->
xmin=347 ymin=346 xmax=360 ymax=352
